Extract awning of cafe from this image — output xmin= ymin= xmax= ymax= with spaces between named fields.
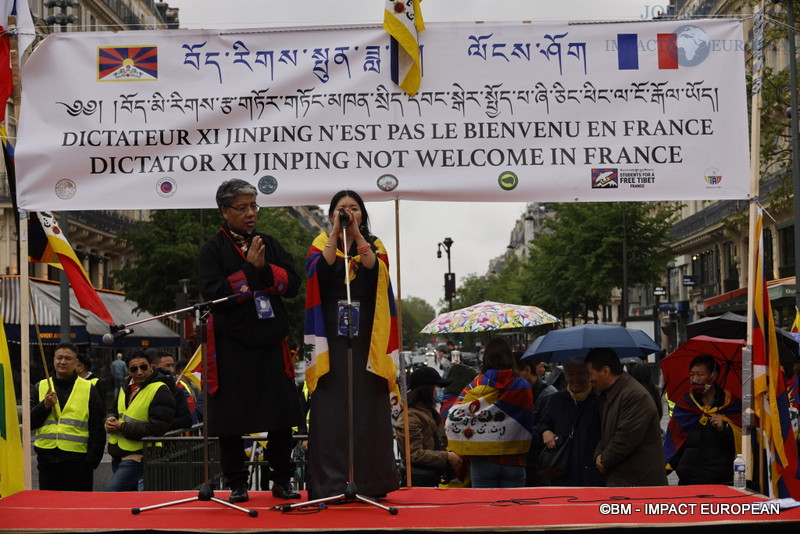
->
xmin=702 ymin=276 xmax=796 ymax=316
xmin=1 ymin=275 xmax=180 ymax=348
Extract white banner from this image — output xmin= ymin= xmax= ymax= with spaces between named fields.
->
xmin=15 ymin=19 xmax=749 ymax=210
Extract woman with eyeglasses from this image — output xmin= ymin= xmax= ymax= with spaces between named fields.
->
xmin=197 ymin=179 xmax=303 ymax=503
xmin=104 ymin=351 xmax=176 ymax=491
xmin=304 ymin=190 xmax=399 ymax=500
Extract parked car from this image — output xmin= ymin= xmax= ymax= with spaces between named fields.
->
xmin=459 ymin=352 xmax=478 ymax=367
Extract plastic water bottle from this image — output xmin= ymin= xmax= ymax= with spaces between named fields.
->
xmin=733 ymin=454 xmax=746 ymax=489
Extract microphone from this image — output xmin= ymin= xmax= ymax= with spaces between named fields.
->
xmin=338 ymin=208 xmax=349 ymax=228
xmin=102 ymin=328 xmax=133 ymax=345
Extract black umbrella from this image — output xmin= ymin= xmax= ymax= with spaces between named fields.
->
xmin=686 ymin=311 xmax=798 ymax=365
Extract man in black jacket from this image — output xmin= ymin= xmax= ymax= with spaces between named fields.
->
xmin=31 ymin=342 xmax=105 ymax=491
xmin=198 ymin=179 xmax=303 ymax=503
xmin=104 ymin=350 xmax=176 ymax=491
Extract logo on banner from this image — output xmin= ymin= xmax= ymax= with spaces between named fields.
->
xmin=156 ymin=177 xmax=177 ymax=198
xmin=592 ymin=169 xmax=618 ymax=188
xmin=616 ymin=25 xmax=710 ymax=70
xmin=54 ymin=179 xmax=77 ymax=200
xmin=258 ymin=175 xmax=278 ymax=195
xmin=704 ymin=167 xmax=723 ymax=186
xmin=377 ymin=174 xmax=399 ymax=192
xmin=97 ymin=46 xmax=158 ymax=81
xmin=498 ymin=171 xmax=518 ymax=191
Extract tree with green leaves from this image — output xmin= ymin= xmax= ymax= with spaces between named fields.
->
xmin=399 ymin=295 xmax=436 ymax=349
xmin=521 ymin=202 xmax=680 ymax=323
xmin=113 ymin=207 xmax=315 ymax=345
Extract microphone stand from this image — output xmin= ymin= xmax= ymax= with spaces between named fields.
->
xmin=280 ymin=219 xmax=397 ymax=515
xmin=130 ymin=293 xmax=258 ymax=517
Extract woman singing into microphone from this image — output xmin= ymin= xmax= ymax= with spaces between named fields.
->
xmin=303 ymin=190 xmax=399 ymax=500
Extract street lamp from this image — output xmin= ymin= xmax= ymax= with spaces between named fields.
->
xmin=44 ymin=0 xmax=78 ymax=27
xmin=437 ymin=237 xmax=455 ymax=310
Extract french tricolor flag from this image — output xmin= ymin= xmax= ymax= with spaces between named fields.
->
xmin=617 ymin=33 xmax=679 ymax=70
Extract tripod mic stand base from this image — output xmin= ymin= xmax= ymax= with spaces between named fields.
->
xmin=131 ymin=483 xmax=259 ymax=517
xmin=278 ymin=491 xmax=398 ymax=515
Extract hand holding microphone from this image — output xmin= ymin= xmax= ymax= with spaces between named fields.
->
xmin=338 ymin=208 xmax=350 ymax=229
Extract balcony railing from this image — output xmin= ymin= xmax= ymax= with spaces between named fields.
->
xmin=670 ymin=175 xmax=783 ymax=241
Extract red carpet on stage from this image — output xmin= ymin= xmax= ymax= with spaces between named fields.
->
xmin=1 ymin=485 xmax=799 ymax=533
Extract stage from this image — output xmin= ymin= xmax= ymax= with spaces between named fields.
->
xmin=1 ymin=485 xmax=799 ymax=533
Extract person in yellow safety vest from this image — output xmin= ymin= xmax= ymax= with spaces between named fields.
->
xmin=31 ymin=342 xmax=106 ymax=491
xmin=76 ymin=352 xmax=106 ymax=409
xmin=104 ymin=351 xmax=176 ymax=491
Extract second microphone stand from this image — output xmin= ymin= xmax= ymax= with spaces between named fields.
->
xmin=130 ymin=294 xmax=258 ymax=517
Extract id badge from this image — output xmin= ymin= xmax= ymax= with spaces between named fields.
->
xmin=254 ymin=291 xmax=275 ymax=319
xmin=337 ymin=300 xmax=360 ymax=337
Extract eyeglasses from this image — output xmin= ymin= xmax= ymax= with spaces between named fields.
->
xmin=129 ymin=364 xmax=150 ymax=373
xmin=227 ymin=203 xmax=260 ymax=213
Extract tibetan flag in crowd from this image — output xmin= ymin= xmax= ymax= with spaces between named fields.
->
xmin=0 ymin=316 xmax=24 ymax=497
xmin=790 ymin=307 xmax=800 ymax=440
xmin=28 ymin=211 xmax=114 ymax=324
xmin=179 ymin=345 xmax=203 ymax=390
xmin=383 ymin=0 xmax=424 ymax=96
xmin=445 ymin=368 xmax=533 ymax=456
xmin=752 ymin=208 xmax=800 ymax=498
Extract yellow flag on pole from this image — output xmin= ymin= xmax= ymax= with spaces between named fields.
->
xmin=0 ymin=315 xmax=25 ymax=496
xmin=383 ymin=0 xmax=425 ymax=96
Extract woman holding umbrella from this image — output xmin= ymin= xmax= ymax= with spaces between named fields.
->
xmin=663 ymin=354 xmax=741 ymax=485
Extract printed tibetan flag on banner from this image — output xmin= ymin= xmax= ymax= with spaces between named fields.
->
xmin=384 ymin=0 xmax=424 ymax=96
xmin=97 ymin=46 xmax=158 ymax=81
xmin=752 ymin=208 xmax=800 ymax=499
xmin=0 ymin=315 xmax=24 ymax=497
xmin=617 ymin=32 xmax=680 ymax=70
xmin=28 ymin=211 xmax=114 ymax=325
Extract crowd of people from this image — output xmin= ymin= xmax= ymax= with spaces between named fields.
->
xmin=31 ymin=180 xmax=782 ymax=501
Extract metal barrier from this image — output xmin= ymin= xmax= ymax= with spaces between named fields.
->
xmin=142 ymin=426 xmax=307 ymax=491
xmin=142 ymin=425 xmax=224 ymax=491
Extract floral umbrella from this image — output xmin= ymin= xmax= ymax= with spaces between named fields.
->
xmin=420 ymin=301 xmax=559 ymax=334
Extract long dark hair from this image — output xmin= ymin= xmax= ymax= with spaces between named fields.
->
xmin=328 ymin=190 xmax=371 ymax=236
xmin=408 ymin=382 xmax=436 ymax=409
xmin=481 ymin=338 xmax=517 ymax=374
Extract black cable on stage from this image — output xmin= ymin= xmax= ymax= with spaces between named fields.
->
xmin=372 ymin=491 xmax=760 ymax=509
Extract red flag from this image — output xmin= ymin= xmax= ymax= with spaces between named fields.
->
xmin=29 ymin=211 xmax=114 ymax=324
xmin=0 ymin=28 xmax=11 ymax=122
